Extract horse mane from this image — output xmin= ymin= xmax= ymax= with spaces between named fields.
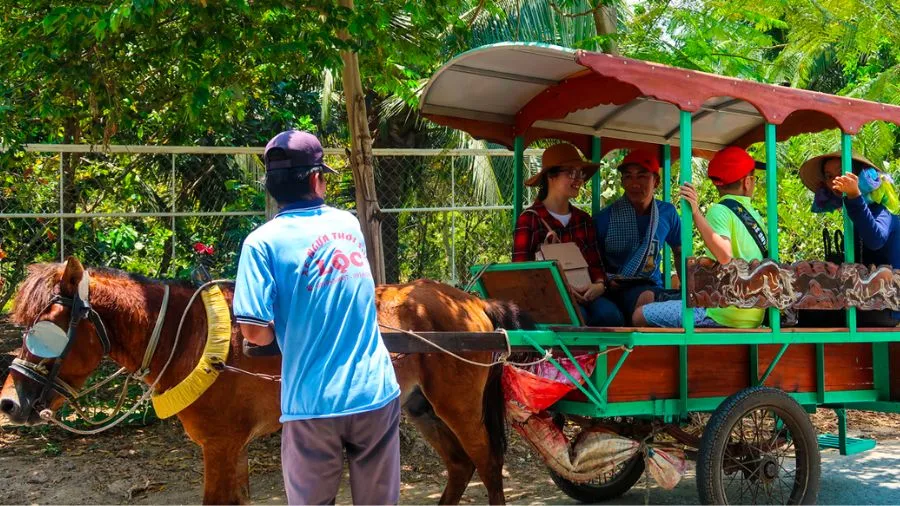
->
xmin=11 ymin=262 xmax=194 ymax=328
xmin=10 ymin=263 xmax=63 ymax=327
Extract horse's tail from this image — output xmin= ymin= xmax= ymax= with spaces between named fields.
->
xmin=480 ymin=299 xmax=536 ymax=457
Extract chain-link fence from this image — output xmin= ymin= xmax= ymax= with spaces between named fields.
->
xmin=2 ymin=145 xmax=606 ymax=310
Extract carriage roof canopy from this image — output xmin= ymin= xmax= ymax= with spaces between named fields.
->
xmin=420 ymin=42 xmax=900 ymax=158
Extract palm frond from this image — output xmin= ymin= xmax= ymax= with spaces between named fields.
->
xmin=320 ymin=68 xmax=335 ymax=127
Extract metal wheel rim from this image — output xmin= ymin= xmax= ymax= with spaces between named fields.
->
xmin=718 ymin=405 xmax=809 ymax=505
xmin=578 ymin=454 xmax=642 ymax=488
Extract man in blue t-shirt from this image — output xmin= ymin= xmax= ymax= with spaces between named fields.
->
xmin=595 ymin=149 xmax=682 ymax=324
xmin=233 ymin=130 xmax=400 ymax=505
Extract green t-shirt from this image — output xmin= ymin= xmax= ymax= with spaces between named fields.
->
xmin=704 ymin=195 xmax=766 ymax=328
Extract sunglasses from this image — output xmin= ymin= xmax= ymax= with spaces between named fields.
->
xmin=555 ymin=168 xmax=586 ymax=180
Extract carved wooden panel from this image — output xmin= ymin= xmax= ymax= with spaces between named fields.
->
xmin=687 ymin=257 xmax=900 ymax=311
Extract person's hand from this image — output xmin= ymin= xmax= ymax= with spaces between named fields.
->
xmin=581 ymin=281 xmax=606 ymax=302
xmin=832 ymin=173 xmax=861 ymax=199
xmin=570 ymin=283 xmax=587 ymax=303
xmin=678 ymin=183 xmax=701 ymax=216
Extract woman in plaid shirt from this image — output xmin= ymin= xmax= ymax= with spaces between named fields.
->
xmin=513 ymin=144 xmax=624 ymax=326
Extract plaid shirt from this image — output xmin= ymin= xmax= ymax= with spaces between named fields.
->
xmin=512 ymin=200 xmax=606 ymax=283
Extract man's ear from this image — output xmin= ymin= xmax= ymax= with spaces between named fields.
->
xmin=314 ymin=172 xmax=327 ymax=198
xmin=60 ymin=256 xmax=85 ymax=297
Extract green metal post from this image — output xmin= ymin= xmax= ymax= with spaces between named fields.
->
xmin=512 ymin=136 xmax=525 ymax=232
xmin=765 ymin=124 xmax=781 ymax=333
xmin=679 ymin=111 xmax=694 ymax=333
xmin=599 ymin=347 xmax=633 ymax=399
xmin=758 ymin=343 xmax=790 ymax=385
xmin=663 ymin=145 xmax=672 ymax=289
xmin=841 ymin=133 xmax=857 ymax=334
xmin=590 ymin=135 xmax=608 ymax=404
xmin=836 ymin=408 xmax=848 ymax=455
xmin=678 ymin=111 xmax=693 ymax=414
xmin=591 ymin=136 xmax=602 ymax=217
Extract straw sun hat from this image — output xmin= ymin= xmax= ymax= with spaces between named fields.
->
xmin=799 ymin=151 xmax=877 ymax=192
xmin=524 ymin=144 xmax=600 ymax=187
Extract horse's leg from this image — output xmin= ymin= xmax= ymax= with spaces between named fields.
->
xmin=404 ymin=387 xmax=476 ymax=504
xmin=421 ymin=356 xmax=506 ymax=505
xmin=199 ymin=439 xmax=250 ymax=504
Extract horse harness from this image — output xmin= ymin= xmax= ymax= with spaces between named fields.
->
xmin=10 ymin=271 xmax=170 ymax=423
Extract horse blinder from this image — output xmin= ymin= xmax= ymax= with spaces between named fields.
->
xmin=16 ymin=271 xmax=111 ymax=415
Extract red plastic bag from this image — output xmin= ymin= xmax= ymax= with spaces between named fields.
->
xmin=502 ymin=354 xmax=596 ymax=417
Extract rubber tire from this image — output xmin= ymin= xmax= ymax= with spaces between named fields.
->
xmin=697 ymin=386 xmax=821 ymax=505
xmin=548 ymin=453 xmax=646 ymax=503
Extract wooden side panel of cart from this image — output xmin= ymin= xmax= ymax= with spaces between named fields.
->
xmin=585 ymin=342 xmax=875 ymax=403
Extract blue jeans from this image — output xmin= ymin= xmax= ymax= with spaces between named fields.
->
xmin=640 ymin=300 xmax=721 ymax=328
xmin=579 ymin=296 xmax=625 ymax=326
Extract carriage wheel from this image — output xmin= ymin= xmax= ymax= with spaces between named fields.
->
xmin=697 ymin=386 xmax=820 ymax=505
xmin=547 ymin=414 xmax=647 ymax=503
xmin=548 ymin=454 xmax=646 ymax=503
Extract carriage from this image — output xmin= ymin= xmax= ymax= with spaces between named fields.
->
xmin=394 ymin=42 xmax=900 ymax=504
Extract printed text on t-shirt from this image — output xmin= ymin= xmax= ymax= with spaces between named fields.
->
xmin=302 ymin=233 xmax=371 ymax=290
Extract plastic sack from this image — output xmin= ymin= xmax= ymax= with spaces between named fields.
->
xmin=502 ymin=354 xmax=597 ymax=420
xmin=646 ymin=446 xmax=688 ymax=490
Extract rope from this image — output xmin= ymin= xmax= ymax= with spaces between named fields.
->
xmin=66 ymin=375 xmax=133 ymax=426
xmin=41 ymin=279 xmax=235 ymax=435
xmin=72 ymin=367 xmax=127 ymax=398
xmin=212 ymin=363 xmax=281 ymax=382
xmin=136 ymin=285 xmax=170 ymax=378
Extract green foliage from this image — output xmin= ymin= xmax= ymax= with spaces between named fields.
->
xmin=0 ymin=0 xmax=469 ymax=147
xmin=5 ymin=0 xmax=900 ymax=291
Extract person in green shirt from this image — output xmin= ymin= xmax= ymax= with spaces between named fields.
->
xmin=633 ymin=146 xmax=766 ymax=328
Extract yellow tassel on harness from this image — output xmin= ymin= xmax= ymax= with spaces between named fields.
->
xmin=152 ymin=285 xmax=231 ymax=419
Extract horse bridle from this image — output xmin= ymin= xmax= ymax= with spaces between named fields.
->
xmin=9 ymin=273 xmax=114 ymax=420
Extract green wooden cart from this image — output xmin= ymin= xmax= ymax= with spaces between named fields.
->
xmin=412 ymin=42 xmax=900 ymax=504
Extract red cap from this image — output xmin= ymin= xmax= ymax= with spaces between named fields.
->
xmin=707 ymin=146 xmax=761 ymax=186
xmin=618 ymin=149 xmax=660 ymax=174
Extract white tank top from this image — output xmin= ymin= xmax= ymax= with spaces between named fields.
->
xmin=547 ymin=210 xmax=571 ymax=227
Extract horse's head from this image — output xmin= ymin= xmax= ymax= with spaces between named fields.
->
xmin=1 ymin=257 xmax=109 ymax=425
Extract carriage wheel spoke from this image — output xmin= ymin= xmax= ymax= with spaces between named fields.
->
xmin=722 ymin=407 xmax=806 ymax=505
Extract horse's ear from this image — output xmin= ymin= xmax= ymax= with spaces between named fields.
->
xmin=60 ymin=256 xmax=85 ymax=296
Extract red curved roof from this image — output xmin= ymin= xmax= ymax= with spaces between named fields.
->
xmin=420 ymin=43 xmax=900 ymax=158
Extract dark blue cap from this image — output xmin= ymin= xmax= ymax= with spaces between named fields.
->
xmin=264 ymin=130 xmax=336 ymax=176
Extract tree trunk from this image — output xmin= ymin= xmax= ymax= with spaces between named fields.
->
xmin=61 ymin=119 xmax=80 ymax=259
xmin=339 ymin=0 xmax=385 ymax=284
xmin=591 ymin=0 xmax=618 ymax=55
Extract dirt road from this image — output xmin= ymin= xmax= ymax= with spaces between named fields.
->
xmin=2 ymin=410 xmax=900 ymax=504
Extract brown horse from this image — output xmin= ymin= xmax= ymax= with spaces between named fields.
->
xmin=0 ymin=257 xmax=533 ymax=504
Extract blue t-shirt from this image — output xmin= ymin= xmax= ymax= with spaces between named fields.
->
xmin=233 ymin=199 xmax=399 ymax=422
xmin=595 ymin=199 xmax=681 ymax=286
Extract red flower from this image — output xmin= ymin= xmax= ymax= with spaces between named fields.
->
xmin=193 ymin=242 xmax=215 ymax=255
xmin=0 ymin=248 xmax=6 ymax=261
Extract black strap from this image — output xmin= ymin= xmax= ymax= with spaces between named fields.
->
xmin=719 ymin=199 xmax=769 ymax=258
